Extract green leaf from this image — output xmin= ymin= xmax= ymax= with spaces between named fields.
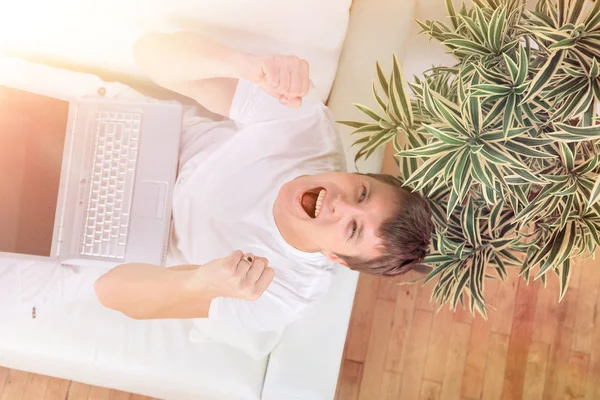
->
xmin=443 ymin=39 xmax=492 ymax=56
xmin=354 ymin=103 xmax=385 ymax=122
xmin=400 ymin=142 xmax=460 ymax=158
xmin=471 ymin=152 xmax=494 ymax=188
xmin=554 ymin=122 xmax=600 ymax=136
xmin=375 ymin=62 xmax=389 ymax=97
xmin=390 ymin=54 xmax=414 ymax=126
xmin=338 ymin=120 xmax=370 ymax=129
xmin=348 ymin=124 xmax=383 ymax=135
xmin=372 ymin=82 xmax=387 ymax=113
xmin=453 ymin=149 xmax=472 ymax=198
xmin=559 ymin=142 xmax=575 ymax=171
xmin=422 ymin=124 xmax=466 ymax=146
xmin=534 ymin=226 xmax=568 ymax=280
xmin=584 ymin=0 xmax=600 ymax=31
xmin=489 ymin=238 xmax=516 ymax=251
xmin=516 ymin=45 xmax=529 ymax=86
xmin=558 ymin=259 xmax=571 ymax=301
xmin=522 ymin=50 xmax=565 ymax=103
xmin=488 ymin=6 xmax=507 ymax=52
xmin=462 ymin=198 xmax=477 ymax=246
xmin=446 ymin=0 xmax=459 ymax=30
xmin=471 ymin=84 xmax=512 ymax=95
xmin=424 ymin=254 xmax=457 ymax=264
xmin=589 ymin=175 xmax=600 ymax=209
xmin=510 ymin=167 xmax=548 ymax=185
xmin=459 ymin=14 xmax=487 ymax=44
xmin=503 ymin=140 xmax=556 ymax=159
xmin=503 ymin=93 xmax=517 ymax=137
xmin=503 ymin=53 xmax=519 ymax=83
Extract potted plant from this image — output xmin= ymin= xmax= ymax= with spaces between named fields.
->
xmin=341 ymin=0 xmax=600 ymax=317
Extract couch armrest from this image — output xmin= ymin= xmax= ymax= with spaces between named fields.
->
xmin=261 ymin=0 xmax=416 ymax=399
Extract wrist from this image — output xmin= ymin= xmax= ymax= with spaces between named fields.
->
xmin=181 ymin=266 xmax=219 ymax=301
xmin=231 ymin=52 xmax=261 ymax=82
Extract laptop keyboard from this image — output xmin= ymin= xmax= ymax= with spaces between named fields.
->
xmin=80 ymin=111 xmax=142 ymax=259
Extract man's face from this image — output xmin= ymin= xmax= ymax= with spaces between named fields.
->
xmin=273 ymin=172 xmax=398 ymax=264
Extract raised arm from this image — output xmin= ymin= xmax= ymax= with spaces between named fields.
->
xmin=132 ymin=31 xmax=310 ymax=116
xmin=94 ymin=251 xmax=274 ymax=320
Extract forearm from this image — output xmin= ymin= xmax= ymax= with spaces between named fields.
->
xmin=132 ymin=32 xmax=251 ymax=85
xmin=94 ymin=263 xmax=212 ymax=320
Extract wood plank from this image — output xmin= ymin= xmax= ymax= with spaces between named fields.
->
xmin=565 ymin=351 xmax=590 ymax=400
xmin=420 ymin=380 xmax=442 ymax=400
xmin=440 ymin=321 xmax=472 ymax=399
xmin=346 ymin=274 xmax=382 ymax=363
xmin=378 ymin=276 xmax=402 ymax=302
xmin=481 ymin=333 xmax=510 ymax=400
xmin=0 ymin=369 xmax=31 ymax=400
xmin=385 ymin=283 xmax=418 ymax=373
xmin=0 ymin=368 xmax=8 ymax=395
xmin=44 ymin=377 xmax=70 ymax=400
xmin=67 ymin=381 xmax=91 ymax=400
xmin=335 ymin=360 xmax=363 ymax=400
xmin=461 ymin=279 xmax=500 ymax=399
xmin=532 ymin=272 xmax=561 ymax=345
xmin=491 ymin=267 xmax=520 ymax=336
xmin=570 ymin=259 xmax=584 ymax=290
xmin=542 ymin=286 xmax=580 ymax=400
xmin=585 ymin=284 xmax=600 ymax=400
xmin=399 ymin=310 xmax=434 ymax=400
xmin=522 ymin=341 xmax=550 ymax=400
xmin=501 ymin=277 xmax=540 ymax=400
xmin=129 ymin=395 xmax=155 ymax=400
xmin=88 ymin=386 xmax=111 ymax=400
xmin=454 ymin=304 xmax=474 ymax=325
xmin=572 ymin=258 xmax=600 ymax=354
xmin=23 ymin=373 xmax=50 ymax=400
xmin=357 ymin=299 xmax=396 ymax=400
xmin=415 ymin=281 xmax=435 ymax=312
xmin=108 ymin=389 xmax=132 ymax=400
xmin=378 ymin=371 xmax=402 ymax=400
xmin=422 ymin=307 xmax=454 ymax=382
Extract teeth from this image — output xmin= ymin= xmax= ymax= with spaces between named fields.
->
xmin=314 ymin=189 xmax=325 ymax=218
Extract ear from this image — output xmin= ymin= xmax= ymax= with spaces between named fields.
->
xmin=322 ymin=251 xmax=348 ymax=266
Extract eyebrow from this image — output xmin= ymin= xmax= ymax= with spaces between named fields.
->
xmin=357 ymin=182 xmax=373 ymax=243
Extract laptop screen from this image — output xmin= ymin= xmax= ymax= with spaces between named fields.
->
xmin=0 ymin=86 xmax=69 ymax=257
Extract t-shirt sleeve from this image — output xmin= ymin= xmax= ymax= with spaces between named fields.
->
xmin=208 ymin=291 xmax=296 ymax=333
xmin=229 ymin=79 xmax=323 ymax=126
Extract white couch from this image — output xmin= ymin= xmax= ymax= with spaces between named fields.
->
xmin=0 ymin=0 xmax=418 ymax=398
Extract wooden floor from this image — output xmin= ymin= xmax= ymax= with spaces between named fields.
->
xmin=0 ymin=370 xmax=153 ymax=400
xmin=334 ymin=252 xmax=600 ymax=400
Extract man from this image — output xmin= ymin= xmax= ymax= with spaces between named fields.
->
xmin=94 ymin=32 xmax=433 ymax=333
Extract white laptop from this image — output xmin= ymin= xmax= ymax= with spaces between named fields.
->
xmin=0 ymin=67 xmax=182 ymax=268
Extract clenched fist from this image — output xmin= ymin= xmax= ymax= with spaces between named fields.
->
xmin=243 ymin=55 xmax=311 ymax=108
xmin=193 ymin=250 xmax=275 ymax=301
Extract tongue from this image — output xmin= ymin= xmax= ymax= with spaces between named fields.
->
xmin=301 ymin=192 xmax=318 ymax=218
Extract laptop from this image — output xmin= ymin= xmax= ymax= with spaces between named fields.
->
xmin=0 ymin=78 xmax=182 ymax=269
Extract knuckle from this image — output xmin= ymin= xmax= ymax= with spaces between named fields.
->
xmin=264 ymin=267 xmax=275 ymax=281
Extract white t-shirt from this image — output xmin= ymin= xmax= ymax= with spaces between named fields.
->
xmin=168 ymin=79 xmax=346 ymax=334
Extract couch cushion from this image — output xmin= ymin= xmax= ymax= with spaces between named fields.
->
xmin=0 ymin=258 xmax=267 ymax=400
xmin=0 ymin=0 xmax=352 ymax=102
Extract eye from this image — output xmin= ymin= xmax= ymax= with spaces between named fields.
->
xmin=359 ymin=186 xmax=367 ymax=202
xmin=350 ymin=221 xmax=357 ymax=238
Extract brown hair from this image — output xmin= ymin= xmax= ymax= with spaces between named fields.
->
xmin=338 ymin=173 xmax=434 ymax=276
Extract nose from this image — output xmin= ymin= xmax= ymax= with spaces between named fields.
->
xmin=331 ymin=196 xmax=361 ymax=218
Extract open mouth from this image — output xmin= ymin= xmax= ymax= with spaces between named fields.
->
xmin=300 ymin=187 xmax=326 ymax=218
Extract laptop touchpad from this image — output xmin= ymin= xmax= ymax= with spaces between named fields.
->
xmin=136 ymin=181 xmax=168 ymax=219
